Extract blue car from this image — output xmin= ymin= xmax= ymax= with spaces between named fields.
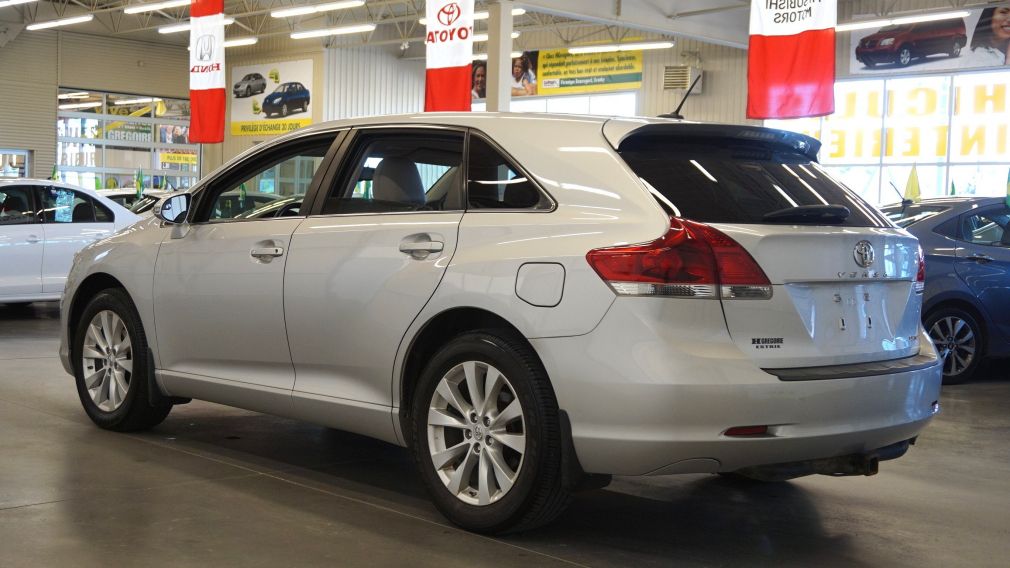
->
xmin=882 ymin=197 xmax=1010 ymax=383
xmin=262 ymin=82 xmax=310 ymax=118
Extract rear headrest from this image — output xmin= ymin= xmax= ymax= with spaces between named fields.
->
xmin=1 ymin=194 xmax=27 ymax=213
xmin=502 ymin=179 xmax=538 ymax=208
xmin=72 ymin=202 xmax=94 ymax=223
xmin=372 ymin=157 xmax=424 ymax=206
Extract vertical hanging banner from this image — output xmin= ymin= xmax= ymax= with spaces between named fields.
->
xmin=189 ymin=0 xmax=226 ymax=143
xmin=747 ymin=0 xmax=836 ymax=119
xmin=425 ymin=1 xmax=474 ymax=112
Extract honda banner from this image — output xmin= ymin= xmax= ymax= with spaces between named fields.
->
xmin=425 ymin=0 xmax=474 ymax=112
xmin=747 ymin=0 xmax=836 ymax=119
xmin=189 ymin=0 xmax=225 ymax=143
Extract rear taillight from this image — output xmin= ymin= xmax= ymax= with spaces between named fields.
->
xmin=915 ymin=246 xmax=925 ymax=294
xmin=586 ymin=217 xmax=772 ymax=299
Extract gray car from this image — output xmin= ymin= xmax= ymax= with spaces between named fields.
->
xmin=882 ymin=197 xmax=1010 ymax=383
xmin=233 ymin=72 xmax=266 ymax=98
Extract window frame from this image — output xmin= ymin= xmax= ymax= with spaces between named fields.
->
xmin=463 ymin=129 xmax=555 ymax=213
xmin=189 ymin=130 xmax=347 ymax=224
xmin=306 ymin=124 xmax=468 ymax=218
xmin=0 ymin=184 xmax=39 ymax=226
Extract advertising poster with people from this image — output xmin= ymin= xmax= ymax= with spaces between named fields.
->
xmin=230 ymin=59 xmax=313 ymax=136
xmin=850 ymin=5 xmax=1010 ymax=74
xmin=471 ymin=49 xmax=643 ymax=99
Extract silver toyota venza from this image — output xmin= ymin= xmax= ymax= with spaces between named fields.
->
xmin=60 ymin=113 xmax=943 ymax=533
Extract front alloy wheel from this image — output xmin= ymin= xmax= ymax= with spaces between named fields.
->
xmin=898 ymin=47 xmax=912 ymax=66
xmin=926 ymin=307 xmax=983 ymax=384
xmin=427 ymin=361 xmax=525 ymax=506
xmin=81 ymin=310 xmax=134 ymax=412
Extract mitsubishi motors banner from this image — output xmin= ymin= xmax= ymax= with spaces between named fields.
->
xmin=747 ymin=0 xmax=837 ymax=119
xmin=425 ymin=1 xmax=474 ymax=111
xmin=189 ymin=0 xmax=225 ymax=143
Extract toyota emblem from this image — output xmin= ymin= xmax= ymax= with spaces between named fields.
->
xmin=853 ymin=240 xmax=875 ymax=268
xmin=195 ymin=34 xmax=215 ymax=62
xmin=437 ymin=2 xmax=462 ymax=26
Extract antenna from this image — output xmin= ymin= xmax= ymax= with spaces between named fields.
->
xmin=659 ymin=72 xmax=702 ymax=120
xmin=889 ymin=181 xmax=913 ymax=209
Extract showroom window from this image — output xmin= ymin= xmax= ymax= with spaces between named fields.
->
xmin=56 ymin=89 xmax=199 ymax=192
xmin=766 ymin=69 xmax=1010 ymax=205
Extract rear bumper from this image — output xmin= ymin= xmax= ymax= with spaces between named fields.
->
xmin=532 ymin=297 xmax=943 ymax=476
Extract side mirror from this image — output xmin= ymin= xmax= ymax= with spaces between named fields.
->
xmin=153 ymin=193 xmax=191 ymax=225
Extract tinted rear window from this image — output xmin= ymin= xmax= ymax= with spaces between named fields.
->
xmin=880 ymin=204 xmax=950 ymax=228
xmin=619 ymin=136 xmax=890 ymax=227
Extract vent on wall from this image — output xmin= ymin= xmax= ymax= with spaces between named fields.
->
xmin=663 ymin=66 xmax=702 ymax=94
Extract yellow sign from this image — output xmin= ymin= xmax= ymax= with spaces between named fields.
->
xmin=231 ymin=119 xmax=312 ymax=136
xmin=159 ymin=152 xmax=198 ymax=165
xmin=537 ymin=49 xmax=643 ymax=95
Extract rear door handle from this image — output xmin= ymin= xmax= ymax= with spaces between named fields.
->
xmin=25 ymin=235 xmax=41 ymax=244
xmin=399 ymin=240 xmax=444 ymax=259
xmin=250 ymin=247 xmax=284 ymax=259
xmin=967 ymin=253 xmax=994 ymax=263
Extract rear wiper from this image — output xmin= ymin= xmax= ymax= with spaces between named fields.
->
xmin=762 ymin=204 xmax=851 ymax=224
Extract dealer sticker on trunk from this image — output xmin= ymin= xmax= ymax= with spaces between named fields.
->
xmin=752 ymin=337 xmax=784 ymax=349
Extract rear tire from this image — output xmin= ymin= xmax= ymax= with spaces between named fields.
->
xmin=949 ymin=39 xmax=963 ymax=57
xmin=925 ymin=306 xmax=984 ymax=385
xmin=410 ymin=331 xmax=570 ymax=534
xmin=73 ymin=289 xmax=172 ymax=431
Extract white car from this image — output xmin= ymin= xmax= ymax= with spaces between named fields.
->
xmin=97 ymin=189 xmax=165 ymax=210
xmin=58 ymin=114 xmax=942 ymax=533
xmin=0 ymin=179 xmax=139 ymax=305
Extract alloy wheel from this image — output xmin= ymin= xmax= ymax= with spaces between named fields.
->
xmin=899 ymin=48 xmax=912 ymax=66
xmin=81 ymin=310 xmax=134 ymax=412
xmin=928 ymin=316 xmax=976 ymax=378
xmin=427 ymin=361 xmax=526 ymax=506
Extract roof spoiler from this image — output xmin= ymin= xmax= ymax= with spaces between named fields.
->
xmin=604 ymin=122 xmax=822 ymax=162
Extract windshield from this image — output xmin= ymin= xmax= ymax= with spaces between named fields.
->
xmin=880 ymin=204 xmax=951 ymax=228
xmin=618 ymin=135 xmax=891 ymax=227
xmin=272 ymin=85 xmax=287 ymax=94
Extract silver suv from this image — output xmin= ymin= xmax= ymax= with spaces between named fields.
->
xmin=59 ymin=114 xmax=942 ymax=533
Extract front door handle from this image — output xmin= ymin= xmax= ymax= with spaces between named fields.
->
xmin=25 ymin=235 xmax=41 ymax=244
xmin=250 ymin=247 xmax=284 ymax=259
xmin=966 ymin=253 xmax=994 ymax=263
xmin=399 ymin=240 xmax=444 ymax=259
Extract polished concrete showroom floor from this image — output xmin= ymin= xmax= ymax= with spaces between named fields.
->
xmin=1 ymin=303 xmax=1008 ymax=568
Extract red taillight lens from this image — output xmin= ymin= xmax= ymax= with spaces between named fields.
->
xmin=586 ymin=217 xmax=771 ymax=299
xmin=724 ymin=425 xmax=769 ymax=437
xmin=915 ymin=246 xmax=926 ymax=293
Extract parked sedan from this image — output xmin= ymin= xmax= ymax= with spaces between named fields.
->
xmin=262 ymin=82 xmax=310 ymax=118
xmin=0 ymin=179 xmax=138 ymax=305
xmin=233 ymin=72 xmax=267 ymax=98
xmin=59 ymin=115 xmax=941 ymax=533
xmin=882 ymin=197 xmax=1010 ymax=383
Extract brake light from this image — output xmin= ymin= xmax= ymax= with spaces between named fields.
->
xmin=915 ymin=246 xmax=925 ymax=294
xmin=586 ymin=217 xmax=772 ymax=299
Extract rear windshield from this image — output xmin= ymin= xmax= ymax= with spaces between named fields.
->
xmin=880 ymin=204 xmax=950 ymax=228
xmin=618 ymin=136 xmax=891 ymax=227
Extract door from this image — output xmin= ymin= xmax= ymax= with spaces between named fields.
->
xmin=954 ymin=205 xmax=1010 ymax=345
xmin=154 ymin=133 xmax=341 ymax=390
xmin=0 ymin=184 xmax=43 ymax=298
xmin=37 ymin=186 xmax=117 ymax=294
xmin=285 ymin=128 xmax=465 ymax=406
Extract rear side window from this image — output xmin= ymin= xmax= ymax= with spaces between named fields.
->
xmin=0 ymin=186 xmax=35 ymax=225
xmin=619 ymin=135 xmax=890 ymax=227
xmin=881 ymin=204 xmax=950 ymax=228
xmin=961 ymin=209 xmax=1010 ymax=247
xmin=467 ymin=135 xmax=551 ymax=210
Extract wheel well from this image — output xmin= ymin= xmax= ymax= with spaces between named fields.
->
xmin=68 ymin=273 xmax=127 ymax=354
xmin=398 ymin=307 xmax=540 ymax=436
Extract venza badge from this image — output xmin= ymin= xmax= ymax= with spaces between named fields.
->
xmin=853 ymin=240 xmax=875 ymax=268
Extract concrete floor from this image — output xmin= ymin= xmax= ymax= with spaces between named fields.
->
xmin=1 ymin=303 xmax=1008 ymax=568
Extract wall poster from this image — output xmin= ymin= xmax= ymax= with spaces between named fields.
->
xmin=230 ymin=59 xmax=313 ymax=136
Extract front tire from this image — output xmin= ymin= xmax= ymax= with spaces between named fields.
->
xmin=281 ymin=103 xmax=289 ymax=117
xmin=897 ymin=46 xmax=913 ymax=67
xmin=925 ymin=306 xmax=984 ymax=384
xmin=73 ymin=289 xmax=171 ymax=431
xmin=411 ymin=331 xmax=570 ymax=534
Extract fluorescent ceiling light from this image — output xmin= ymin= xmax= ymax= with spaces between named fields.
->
xmin=123 ymin=0 xmax=191 ymax=15
xmin=568 ymin=41 xmax=674 ymax=54
xmin=836 ymin=10 xmax=971 ymax=32
xmin=58 ymin=101 xmax=102 ymax=110
xmin=473 ymin=51 xmax=522 ymax=60
xmin=223 ymin=37 xmax=258 ymax=48
xmin=473 ymin=31 xmax=520 ymax=42
xmin=0 ymin=1 xmax=37 ymax=9
xmin=26 ymin=14 xmax=94 ymax=30
xmin=114 ymin=97 xmax=162 ymax=105
xmin=58 ymin=91 xmax=90 ymax=100
xmin=158 ymin=17 xmax=234 ymax=33
xmin=272 ymin=0 xmax=364 ymax=19
xmin=290 ymin=22 xmax=376 ymax=39
xmin=420 ymin=8 xmax=525 ymax=26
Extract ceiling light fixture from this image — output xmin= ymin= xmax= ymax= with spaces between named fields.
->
xmin=290 ymin=22 xmax=376 ymax=39
xmin=0 ymin=0 xmax=37 ymax=9
xmin=419 ymin=7 xmax=525 ymax=26
xmin=223 ymin=37 xmax=258 ymax=48
xmin=58 ymin=101 xmax=102 ymax=110
xmin=123 ymin=0 xmax=191 ymax=15
xmin=568 ymin=40 xmax=674 ymax=54
xmin=472 ymin=31 xmax=520 ymax=42
xmin=57 ymin=92 xmax=90 ymax=100
xmin=836 ymin=10 xmax=971 ymax=32
xmin=272 ymin=0 xmax=364 ymax=19
xmin=158 ymin=17 xmax=234 ymax=34
xmin=114 ymin=97 xmax=162 ymax=105
xmin=26 ymin=14 xmax=94 ymax=30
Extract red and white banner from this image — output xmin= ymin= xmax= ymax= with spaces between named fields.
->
xmin=747 ymin=0 xmax=836 ymax=119
xmin=189 ymin=0 xmax=225 ymax=143
xmin=424 ymin=1 xmax=474 ymax=112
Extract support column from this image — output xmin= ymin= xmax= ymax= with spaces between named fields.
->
xmin=485 ymin=1 xmax=514 ymax=112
